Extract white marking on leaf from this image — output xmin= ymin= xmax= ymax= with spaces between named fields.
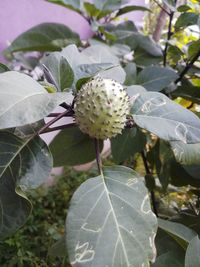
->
xmin=141 ymin=97 xmax=167 ymax=113
xmin=126 ymin=178 xmax=138 ymax=187
xmin=141 ymin=195 xmax=151 ymax=214
xmin=175 ymin=123 xmax=188 ymax=143
xmin=172 ymin=144 xmax=184 ymax=162
xmin=72 ymin=241 xmax=95 ymax=264
xmin=81 ymin=223 xmax=101 ymax=233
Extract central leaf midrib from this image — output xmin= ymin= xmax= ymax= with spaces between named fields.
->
xmin=102 ymin=172 xmax=130 ymax=267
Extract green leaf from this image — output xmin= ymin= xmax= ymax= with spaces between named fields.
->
xmin=0 ymin=71 xmax=73 ymax=129
xmin=66 ymin=166 xmax=157 ymax=266
xmin=175 ymin=12 xmax=200 ymax=29
xmin=111 ymin=128 xmax=146 ymax=163
xmin=170 ymin=141 xmax=200 ymax=165
xmin=46 ymin=0 xmax=81 ymax=12
xmin=5 ymin=23 xmax=80 ymax=55
xmin=61 ymin=44 xmax=126 ymax=84
xmin=124 ymin=62 xmax=137 ymax=85
xmin=153 ymin=228 xmax=185 ymax=267
xmin=49 ymin=126 xmax=103 ymax=166
xmin=188 ymin=40 xmax=200 ymax=60
xmin=177 ymin=5 xmax=191 ymax=12
xmin=158 ymin=218 xmax=196 ymax=249
xmin=93 ymin=0 xmax=128 ymax=12
xmin=48 ymin=236 xmax=66 ymax=257
xmin=131 ymin=91 xmax=200 ymax=143
xmin=185 ymin=236 xmax=200 ymax=267
xmin=136 ymin=66 xmax=178 ymax=92
xmin=84 ymin=2 xmax=109 ymax=19
xmin=115 ymin=5 xmax=150 ymax=17
xmin=42 ymin=52 xmax=74 ymax=91
xmin=172 ymin=79 xmax=200 ymax=105
xmin=0 ymin=131 xmax=52 ymax=239
xmin=0 ymin=63 xmax=10 ymax=73
xmin=134 ymin=48 xmax=162 ymax=67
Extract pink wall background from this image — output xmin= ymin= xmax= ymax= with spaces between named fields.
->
xmin=0 ymin=0 xmax=146 ymax=61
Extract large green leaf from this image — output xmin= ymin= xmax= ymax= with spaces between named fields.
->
xmin=131 ymin=91 xmax=200 ymax=143
xmin=66 ymin=166 xmax=157 ymax=266
xmin=136 ymin=66 xmax=178 ymax=92
xmin=5 ymin=23 xmax=80 ymax=55
xmin=134 ymin=48 xmax=162 ymax=67
xmin=152 ymin=252 xmax=183 ymax=267
xmin=49 ymin=126 xmax=103 ymax=166
xmin=185 ymin=236 xmax=200 ymax=267
xmin=0 ymin=131 xmax=52 ymax=239
xmin=111 ymin=128 xmax=146 ymax=163
xmin=124 ymin=62 xmax=137 ymax=85
xmin=60 ymin=44 xmax=126 ymax=84
xmin=0 ymin=71 xmax=73 ymax=129
xmin=158 ymin=218 xmax=196 ymax=249
xmin=170 ymin=141 xmax=200 ymax=165
xmin=42 ymin=52 xmax=74 ymax=91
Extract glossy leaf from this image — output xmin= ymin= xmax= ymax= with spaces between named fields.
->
xmin=136 ymin=66 xmax=178 ymax=92
xmin=0 ymin=131 xmax=52 ymax=239
xmin=131 ymin=91 xmax=200 ymax=143
xmin=42 ymin=52 xmax=74 ymax=91
xmin=111 ymin=128 xmax=146 ymax=163
xmin=49 ymin=126 xmax=103 ymax=166
xmin=66 ymin=166 xmax=157 ymax=266
xmin=0 ymin=71 xmax=73 ymax=129
xmin=5 ymin=23 xmax=80 ymax=54
xmin=185 ymin=236 xmax=200 ymax=267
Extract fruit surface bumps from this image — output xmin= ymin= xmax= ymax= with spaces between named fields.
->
xmin=74 ymin=76 xmax=130 ymax=139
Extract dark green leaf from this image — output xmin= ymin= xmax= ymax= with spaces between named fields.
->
xmin=84 ymin=2 xmax=110 ymax=19
xmin=124 ymin=62 xmax=137 ymax=85
xmin=49 ymin=126 xmax=103 ymax=166
xmin=131 ymin=91 xmax=200 ymax=143
xmin=158 ymin=218 xmax=196 ymax=249
xmin=177 ymin=5 xmax=191 ymax=12
xmin=168 ymin=45 xmax=184 ymax=63
xmin=0 ymin=131 xmax=52 ymax=239
xmin=185 ymin=236 xmax=200 ymax=267
xmin=0 ymin=71 xmax=73 ymax=129
xmin=188 ymin=40 xmax=200 ymax=60
xmin=48 ymin=236 xmax=66 ymax=257
xmin=136 ymin=66 xmax=178 ymax=91
xmin=175 ymin=12 xmax=200 ymax=29
xmin=5 ymin=23 xmax=80 ymax=54
xmin=134 ymin=48 xmax=162 ymax=67
xmin=66 ymin=166 xmax=157 ymax=266
xmin=111 ymin=128 xmax=146 ymax=163
xmin=115 ymin=5 xmax=150 ymax=17
xmin=42 ymin=52 xmax=74 ymax=91
xmin=0 ymin=63 xmax=10 ymax=73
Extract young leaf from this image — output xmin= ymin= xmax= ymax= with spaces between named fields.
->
xmin=0 ymin=71 xmax=73 ymax=129
xmin=42 ymin=52 xmax=74 ymax=91
xmin=49 ymin=126 xmax=103 ymax=166
xmin=66 ymin=166 xmax=157 ymax=266
xmin=131 ymin=92 xmax=200 ymax=143
xmin=185 ymin=236 xmax=200 ymax=267
xmin=4 ymin=23 xmax=80 ymax=55
xmin=115 ymin=5 xmax=150 ymax=17
xmin=0 ymin=131 xmax=52 ymax=239
xmin=136 ymin=66 xmax=178 ymax=92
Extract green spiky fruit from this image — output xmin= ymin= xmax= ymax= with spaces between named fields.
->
xmin=74 ymin=76 xmax=130 ymax=140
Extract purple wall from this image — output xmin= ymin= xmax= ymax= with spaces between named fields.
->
xmin=0 ymin=0 xmax=146 ymax=61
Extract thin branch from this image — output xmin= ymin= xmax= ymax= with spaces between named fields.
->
xmin=163 ymin=11 xmax=174 ymax=66
xmin=175 ymin=48 xmax=200 ymax=84
xmin=38 ymin=110 xmax=72 ymax=135
xmin=141 ymin=151 xmax=158 ymax=217
xmin=152 ymin=0 xmax=170 ymax=15
xmin=47 ymin=112 xmax=74 ymax=117
xmin=39 ymin=123 xmax=76 ymax=134
xmin=94 ymin=139 xmax=103 ymax=176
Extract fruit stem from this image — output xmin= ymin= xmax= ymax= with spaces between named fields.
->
xmin=94 ymin=139 xmax=103 ymax=176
